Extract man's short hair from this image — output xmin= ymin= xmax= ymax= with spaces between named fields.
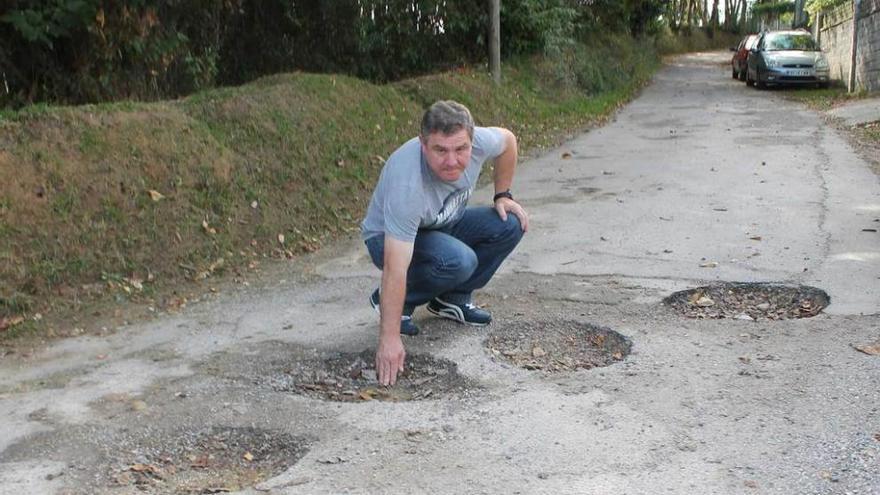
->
xmin=420 ymin=100 xmax=474 ymax=140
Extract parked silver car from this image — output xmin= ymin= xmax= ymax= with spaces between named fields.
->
xmin=746 ymin=30 xmax=830 ymax=89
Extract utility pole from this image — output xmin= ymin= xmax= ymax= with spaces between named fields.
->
xmin=490 ymin=0 xmax=501 ymax=85
xmin=849 ymin=0 xmax=861 ymax=92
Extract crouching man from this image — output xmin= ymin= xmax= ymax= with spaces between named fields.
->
xmin=360 ymin=100 xmax=529 ymax=386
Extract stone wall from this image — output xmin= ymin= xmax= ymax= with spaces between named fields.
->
xmin=816 ymin=0 xmax=880 ymax=91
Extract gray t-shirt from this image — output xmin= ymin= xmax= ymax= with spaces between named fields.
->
xmin=361 ymin=127 xmax=505 ymax=242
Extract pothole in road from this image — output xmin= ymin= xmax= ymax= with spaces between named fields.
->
xmin=486 ymin=318 xmax=632 ymax=372
xmin=663 ymin=282 xmax=830 ymax=320
xmin=111 ymin=426 xmax=309 ymax=493
xmin=248 ymin=347 xmax=477 ymax=402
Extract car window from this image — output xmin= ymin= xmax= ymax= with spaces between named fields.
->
xmin=765 ymin=33 xmax=819 ymax=51
xmin=745 ymin=36 xmax=758 ymax=50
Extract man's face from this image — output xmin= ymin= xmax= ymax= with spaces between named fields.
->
xmin=421 ymin=129 xmax=472 ymax=182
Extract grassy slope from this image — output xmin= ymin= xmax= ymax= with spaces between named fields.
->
xmin=0 ymin=32 xmax=738 ymax=338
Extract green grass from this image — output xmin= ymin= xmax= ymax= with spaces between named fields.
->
xmin=783 ymin=86 xmax=871 ymax=111
xmin=0 ymin=33 xmax=739 ymax=341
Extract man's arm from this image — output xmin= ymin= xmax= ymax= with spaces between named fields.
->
xmin=490 ymin=127 xmax=529 ymax=232
xmin=376 ymin=236 xmax=414 ymax=386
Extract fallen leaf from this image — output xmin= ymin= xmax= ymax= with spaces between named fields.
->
xmin=317 ymin=456 xmax=348 ymax=465
xmin=699 ymin=261 xmax=719 ymax=268
xmin=147 ymin=190 xmax=164 ymax=201
xmin=532 ymin=346 xmax=547 ymax=358
xmin=131 ymin=400 xmax=147 ymax=411
xmin=853 ymin=342 xmax=880 ymax=356
xmin=277 ymin=234 xmax=285 ymax=245
xmin=695 ymin=296 xmax=715 ymax=307
xmin=243 ymin=452 xmax=254 ymax=462
xmin=744 ymin=480 xmax=758 ymax=488
xmin=358 ymin=388 xmax=378 ymax=401
xmin=561 ymin=152 xmax=572 ymax=159
xmin=128 ymin=463 xmax=161 ymax=475
xmin=250 ymin=200 xmax=258 ymax=209
xmin=0 ymin=315 xmax=25 ymax=332
xmin=749 ymin=236 xmax=762 ymax=241
xmin=201 ymin=219 xmax=216 ymax=235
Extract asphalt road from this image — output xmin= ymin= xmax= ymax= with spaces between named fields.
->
xmin=1 ymin=51 xmax=878 ymax=495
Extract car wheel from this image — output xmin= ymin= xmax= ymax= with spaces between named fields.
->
xmin=746 ymin=70 xmax=755 ymax=87
xmin=732 ymin=67 xmax=738 ymax=79
xmin=738 ymin=69 xmax=747 ymax=82
xmin=755 ymin=70 xmax=766 ymax=89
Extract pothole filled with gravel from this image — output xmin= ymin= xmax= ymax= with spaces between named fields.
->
xmin=110 ymin=426 xmax=309 ymax=494
xmin=486 ymin=318 xmax=632 ymax=372
xmin=664 ymin=282 xmax=830 ymax=320
xmin=242 ymin=347 xmax=476 ymax=402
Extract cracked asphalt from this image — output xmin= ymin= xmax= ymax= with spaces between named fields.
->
xmin=1 ymin=51 xmax=878 ymax=495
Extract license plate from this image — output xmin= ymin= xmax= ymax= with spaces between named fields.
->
xmin=791 ymin=70 xmax=810 ymax=76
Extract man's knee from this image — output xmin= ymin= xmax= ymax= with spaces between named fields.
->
xmin=433 ymin=248 xmax=478 ymax=283
xmin=499 ymin=214 xmax=524 ymax=244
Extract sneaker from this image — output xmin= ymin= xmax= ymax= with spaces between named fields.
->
xmin=369 ymin=288 xmax=419 ymax=336
xmin=427 ymin=297 xmax=492 ymax=326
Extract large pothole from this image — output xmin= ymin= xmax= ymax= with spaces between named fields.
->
xmin=222 ymin=344 xmax=478 ymax=402
xmin=0 ymin=424 xmax=310 ymax=495
xmin=108 ymin=426 xmax=308 ymax=493
xmin=664 ymin=282 xmax=830 ymax=320
xmin=486 ymin=318 xmax=632 ymax=372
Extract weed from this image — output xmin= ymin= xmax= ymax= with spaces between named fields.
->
xmin=784 ymin=85 xmax=866 ymax=111
xmin=78 ymin=128 xmax=106 ymax=154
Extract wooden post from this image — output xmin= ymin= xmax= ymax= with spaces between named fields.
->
xmin=490 ymin=0 xmax=501 ymax=85
xmin=849 ymin=0 xmax=861 ymax=92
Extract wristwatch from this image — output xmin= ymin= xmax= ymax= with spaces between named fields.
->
xmin=493 ymin=190 xmax=513 ymax=202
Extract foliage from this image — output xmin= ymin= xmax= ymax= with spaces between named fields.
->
xmin=501 ymin=0 xmax=578 ymax=57
xmin=805 ymin=0 xmax=849 ymax=15
xmin=0 ymin=0 xmax=228 ymax=106
xmin=752 ymin=1 xmax=796 ymax=17
xmin=0 ymin=0 xmax=742 ymax=108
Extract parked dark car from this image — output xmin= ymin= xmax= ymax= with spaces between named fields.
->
xmin=730 ymin=34 xmax=759 ymax=81
xmin=746 ymin=30 xmax=830 ymax=89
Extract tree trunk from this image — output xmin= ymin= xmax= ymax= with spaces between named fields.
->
xmin=710 ymin=0 xmax=720 ymax=28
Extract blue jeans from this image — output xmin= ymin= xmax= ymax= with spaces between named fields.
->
xmin=365 ymin=206 xmax=523 ymax=312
